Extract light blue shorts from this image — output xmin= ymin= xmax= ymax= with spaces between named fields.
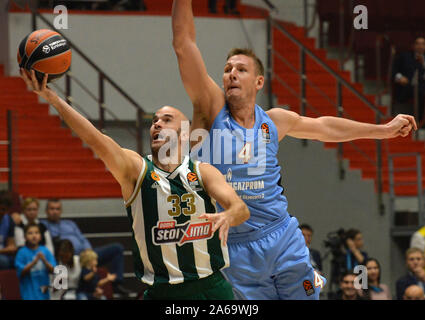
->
xmin=222 ymin=215 xmax=326 ymax=300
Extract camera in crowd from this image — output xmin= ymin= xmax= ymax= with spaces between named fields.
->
xmin=324 ymin=228 xmax=348 ymax=256
xmin=324 ymin=229 xmax=350 ymax=289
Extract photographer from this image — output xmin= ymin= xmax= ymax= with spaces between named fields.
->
xmin=344 ymin=229 xmax=368 ymax=271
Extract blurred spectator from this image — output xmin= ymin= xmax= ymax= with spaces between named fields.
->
xmin=345 ymin=229 xmax=368 ymax=271
xmin=410 ymin=225 xmax=425 ymax=252
xmin=392 ymin=37 xmax=425 ymax=125
xmin=0 ymin=192 xmax=17 ymax=270
xmin=50 ymin=239 xmax=81 ymax=300
xmin=0 ymin=190 xmax=23 ymax=225
xmin=14 ymin=198 xmax=54 ymax=254
xmin=77 ymin=249 xmax=116 ymax=300
xmin=334 ymin=272 xmax=365 ymax=300
xmin=396 ymin=247 xmax=425 ymax=300
xmin=300 ymin=224 xmax=322 ymax=272
xmin=208 ymin=0 xmax=239 ymax=14
xmin=41 ymin=198 xmax=130 ymax=297
xmin=14 ymin=223 xmax=56 ymax=300
xmin=403 ymin=284 xmax=425 ymax=300
xmin=358 ymin=258 xmax=392 ymax=300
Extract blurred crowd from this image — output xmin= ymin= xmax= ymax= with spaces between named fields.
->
xmin=299 ymin=223 xmax=425 ymax=300
xmin=0 ymin=191 xmax=131 ymax=300
xmin=1 ymin=190 xmax=425 ymax=300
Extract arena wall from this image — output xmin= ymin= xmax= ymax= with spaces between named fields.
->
xmin=8 ymin=12 xmax=268 ymax=120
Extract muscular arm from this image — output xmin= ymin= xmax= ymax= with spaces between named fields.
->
xmin=198 ymin=163 xmax=249 ymax=245
xmin=267 ymin=108 xmax=416 ymax=142
xmin=172 ymin=0 xmax=224 ymax=130
xmin=21 ymin=71 xmax=142 ymax=200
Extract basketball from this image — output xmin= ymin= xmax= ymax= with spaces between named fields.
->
xmin=17 ymin=29 xmax=72 ymax=83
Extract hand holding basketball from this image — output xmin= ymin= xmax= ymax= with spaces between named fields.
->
xmin=20 ymin=68 xmax=58 ymax=104
xmin=385 ymin=114 xmax=417 ymax=138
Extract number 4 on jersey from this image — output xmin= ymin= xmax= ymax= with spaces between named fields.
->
xmin=238 ymin=143 xmax=252 ymax=164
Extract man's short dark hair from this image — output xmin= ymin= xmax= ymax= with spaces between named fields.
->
xmin=299 ymin=224 xmax=313 ymax=233
xmin=46 ymin=198 xmax=61 ymax=209
xmin=226 ymin=48 xmax=265 ymax=76
xmin=339 ymin=271 xmax=356 ymax=283
xmin=345 ymin=229 xmax=361 ymax=240
xmin=24 ymin=222 xmax=40 ymax=235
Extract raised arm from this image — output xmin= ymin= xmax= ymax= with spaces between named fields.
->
xmin=267 ymin=107 xmax=416 ymax=142
xmin=20 ymin=70 xmax=142 ymax=201
xmin=172 ymin=0 xmax=224 ymax=130
xmin=198 ymin=163 xmax=249 ymax=246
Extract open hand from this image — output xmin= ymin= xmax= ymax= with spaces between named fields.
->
xmin=384 ymin=114 xmax=417 ymax=138
xmin=20 ymin=69 xmax=58 ymax=104
xmin=199 ymin=212 xmax=231 ymax=246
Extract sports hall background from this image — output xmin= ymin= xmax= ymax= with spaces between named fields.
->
xmin=0 ymin=0 xmax=424 ymax=299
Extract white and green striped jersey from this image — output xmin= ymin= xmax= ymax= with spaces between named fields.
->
xmin=124 ymin=155 xmax=230 ymax=286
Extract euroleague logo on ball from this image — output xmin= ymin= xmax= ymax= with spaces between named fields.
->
xmin=42 ymin=45 xmax=51 ymax=54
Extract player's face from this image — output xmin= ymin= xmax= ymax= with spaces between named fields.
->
xmin=46 ymin=201 xmax=62 ymax=222
xmin=406 ymin=252 xmax=425 ymax=271
xmin=150 ymin=111 xmax=179 ymax=151
xmin=223 ymin=55 xmax=264 ymax=104
xmin=24 ymin=201 xmax=39 ymax=222
xmin=25 ymin=227 xmax=41 ymax=246
xmin=366 ymin=260 xmax=379 ymax=282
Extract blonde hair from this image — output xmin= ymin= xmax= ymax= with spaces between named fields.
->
xmin=406 ymin=247 xmax=425 ymax=259
xmin=79 ymin=249 xmax=98 ymax=268
xmin=226 ymin=48 xmax=265 ymax=76
xmin=22 ymin=197 xmax=39 ymax=210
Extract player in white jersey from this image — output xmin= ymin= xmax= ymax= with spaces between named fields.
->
xmin=20 ymin=69 xmax=249 ymax=299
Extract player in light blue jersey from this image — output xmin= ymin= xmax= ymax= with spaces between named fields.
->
xmin=172 ymin=0 xmax=417 ymax=299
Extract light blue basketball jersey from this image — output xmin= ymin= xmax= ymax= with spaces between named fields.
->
xmin=191 ymin=104 xmax=290 ymax=239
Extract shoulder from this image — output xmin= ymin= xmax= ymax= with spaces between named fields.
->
xmin=16 ymin=246 xmax=29 ymax=257
xmin=122 ymin=148 xmax=145 ymax=178
xmin=380 ymin=283 xmax=390 ymax=291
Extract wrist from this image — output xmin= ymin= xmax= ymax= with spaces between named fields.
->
xmin=380 ymin=123 xmax=392 ymax=139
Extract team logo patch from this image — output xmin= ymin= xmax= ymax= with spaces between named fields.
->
xmin=303 ymin=280 xmax=315 ymax=296
xmin=260 ymin=123 xmax=271 ymax=143
xmin=187 ymin=172 xmax=202 ymax=191
xmin=226 ymin=168 xmax=232 ymax=182
xmin=151 ymin=171 xmax=160 ymax=181
xmin=152 ymin=220 xmax=213 ymax=246
xmin=187 ymin=172 xmax=198 ymax=182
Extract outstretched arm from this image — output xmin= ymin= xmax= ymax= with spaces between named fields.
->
xmin=20 ymin=70 xmax=142 ymax=200
xmin=267 ymin=108 xmax=417 ymax=142
xmin=172 ymin=0 xmax=224 ymax=130
xmin=198 ymin=163 xmax=249 ymax=246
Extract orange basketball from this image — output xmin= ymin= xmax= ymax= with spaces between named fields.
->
xmin=17 ymin=29 xmax=72 ymax=83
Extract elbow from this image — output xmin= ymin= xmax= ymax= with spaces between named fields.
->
xmin=240 ymin=202 xmax=250 ymax=223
